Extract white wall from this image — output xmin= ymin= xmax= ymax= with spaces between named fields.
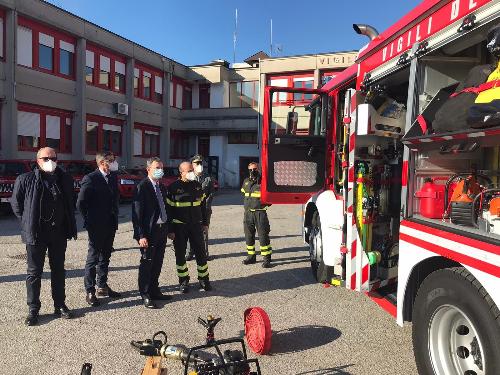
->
xmin=224 ymin=144 xmax=259 ymax=188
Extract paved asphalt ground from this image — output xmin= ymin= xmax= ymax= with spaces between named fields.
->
xmin=0 ymin=190 xmax=417 ymax=374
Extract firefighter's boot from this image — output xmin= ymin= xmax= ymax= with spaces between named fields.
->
xmin=262 ymin=255 xmax=272 ymax=268
xmin=242 ymin=254 xmax=256 ymax=265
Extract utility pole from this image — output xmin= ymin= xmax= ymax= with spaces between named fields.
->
xmin=270 ymin=19 xmax=273 ymax=57
xmin=233 ymin=8 xmax=238 ymax=63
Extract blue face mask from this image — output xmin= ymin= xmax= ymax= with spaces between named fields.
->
xmin=152 ymin=168 xmax=164 ymax=179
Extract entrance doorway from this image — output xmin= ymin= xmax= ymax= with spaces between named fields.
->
xmin=197 ymin=135 xmax=210 ymax=158
xmin=239 ymin=156 xmax=259 ymax=187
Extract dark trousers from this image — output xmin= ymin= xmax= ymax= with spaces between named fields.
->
xmin=244 ymin=210 xmax=272 ymax=257
xmin=138 ymin=223 xmax=168 ymax=298
xmin=84 ymin=230 xmax=116 ymax=293
xmin=26 ymin=227 xmax=67 ymax=312
xmin=173 ymin=223 xmax=209 ymax=283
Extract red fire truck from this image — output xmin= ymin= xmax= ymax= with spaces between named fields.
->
xmin=261 ymin=1 xmax=500 ymax=374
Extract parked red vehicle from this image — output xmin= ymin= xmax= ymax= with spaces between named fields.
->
xmin=0 ymin=160 xmax=34 ymax=211
xmin=58 ymin=160 xmax=141 ymax=201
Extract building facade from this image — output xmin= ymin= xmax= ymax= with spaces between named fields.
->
xmin=0 ymin=0 xmax=356 ymax=187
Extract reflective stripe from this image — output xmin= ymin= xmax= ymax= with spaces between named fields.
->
xmin=172 ymin=219 xmax=185 ymax=224
xmin=246 ymin=245 xmax=255 ymax=250
xmin=177 ymin=270 xmax=189 ymax=277
xmin=260 ymin=250 xmax=272 ymax=256
xmin=176 ymin=264 xmax=188 ymax=270
xmin=166 ymin=198 xmax=203 ymax=207
xmin=243 ymin=192 xmax=261 ymax=198
xmin=198 ymin=270 xmax=209 ymax=278
xmin=241 ymin=188 xmax=246 ymax=194
xmin=249 ymin=207 xmax=267 ymax=211
xmin=260 ymin=245 xmax=271 ymax=250
xmin=197 ymin=264 xmax=208 ymax=271
xmin=247 ymin=250 xmax=256 ymax=255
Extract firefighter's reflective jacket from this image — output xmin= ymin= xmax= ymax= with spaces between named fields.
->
xmin=241 ymin=177 xmax=271 ymax=211
xmin=166 ymin=179 xmax=207 ymax=227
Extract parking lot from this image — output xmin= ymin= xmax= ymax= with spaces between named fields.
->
xmin=0 ymin=190 xmax=417 ymax=374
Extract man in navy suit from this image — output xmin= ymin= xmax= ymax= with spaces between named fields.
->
xmin=77 ymin=151 xmax=121 ymax=307
xmin=132 ymin=157 xmax=171 ymax=309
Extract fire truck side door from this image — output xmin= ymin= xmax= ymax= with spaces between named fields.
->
xmin=261 ymin=86 xmax=328 ymax=204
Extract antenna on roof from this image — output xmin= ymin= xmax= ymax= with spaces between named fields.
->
xmin=233 ymin=8 xmax=238 ymax=63
xmin=270 ymin=19 xmax=273 ymax=57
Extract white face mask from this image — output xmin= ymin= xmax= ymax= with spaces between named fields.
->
xmin=41 ymin=160 xmax=57 ymax=173
xmin=195 ymin=164 xmax=203 ymax=174
xmin=186 ymin=171 xmax=196 ymax=181
xmin=109 ymin=161 xmax=119 ymax=172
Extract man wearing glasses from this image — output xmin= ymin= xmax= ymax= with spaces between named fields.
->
xmin=77 ymin=151 xmax=121 ymax=307
xmin=11 ymin=147 xmax=77 ymax=326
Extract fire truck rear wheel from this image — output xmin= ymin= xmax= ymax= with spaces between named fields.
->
xmin=412 ymin=267 xmax=500 ymax=375
xmin=309 ymin=211 xmax=333 ymax=283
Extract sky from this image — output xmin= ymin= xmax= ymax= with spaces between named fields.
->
xmin=46 ymin=0 xmax=422 ymax=66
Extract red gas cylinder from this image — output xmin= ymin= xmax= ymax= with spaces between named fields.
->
xmin=415 ymin=177 xmax=448 ymax=219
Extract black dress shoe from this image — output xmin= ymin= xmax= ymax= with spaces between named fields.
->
xmin=54 ymin=304 xmax=74 ymax=319
xmin=262 ymin=256 xmax=272 ymax=268
xmin=24 ymin=311 xmax=39 ymax=326
xmin=143 ymin=298 xmax=158 ymax=309
xmin=151 ymin=292 xmax=172 ymax=301
xmin=96 ymin=286 xmax=121 ymax=298
xmin=242 ymin=254 xmax=256 ymax=265
xmin=86 ymin=292 xmax=100 ymax=307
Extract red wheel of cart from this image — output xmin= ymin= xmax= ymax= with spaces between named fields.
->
xmin=244 ymin=307 xmax=272 ymax=354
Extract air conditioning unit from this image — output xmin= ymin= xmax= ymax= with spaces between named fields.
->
xmin=114 ymin=103 xmax=129 ymax=116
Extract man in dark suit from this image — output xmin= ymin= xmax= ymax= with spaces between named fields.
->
xmin=132 ymin=157 xmax=171 ymax=309
xmin=77 ymin=151 xmax=121 ymax=307
xmin=11 ymin=147 xmax=77 ymax=326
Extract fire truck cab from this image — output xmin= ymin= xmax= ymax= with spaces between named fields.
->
xmin=260 ymin=1 xmax=500 ymax=374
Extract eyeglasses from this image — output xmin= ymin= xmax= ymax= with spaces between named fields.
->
xmin=39 ymin=157 xmax=57 ymax=162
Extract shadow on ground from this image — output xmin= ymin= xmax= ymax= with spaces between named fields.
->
xmin=295 ymin=365 xmax=354 ymax=375
xmin=270 ymin=325 xmax=342 ymax=355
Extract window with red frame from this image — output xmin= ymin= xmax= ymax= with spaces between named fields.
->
xmin=86 ymin=115 xmax=123 ymax=155
xmin=170 ymin=130 xmax=189 ymax=159
xmin=320 ymin=70 xmax=340 ymax=87
xmin=199 ymin=84 xmax=210 ymax=109
xmin=0 ymin=10 xmax=6 ymax=60
xmin=267 ymin=73 xmax=314 ymax=105
xmin=17 ymin=104 xmax=72 ymax=153
xmin=133 ymin=124 xmax=160 ymax=157
xmin=135 ymin=64 xmax=163 ymax=103
xmin=168 ymin=77 xmax=191 ymax=109
xmin=229 ymin=81 xmax=259 ymax=108
xmin=17 ymin=18 xmax=76 ymax=79
xmin=85 ymin=45 xmax=126 ymax=94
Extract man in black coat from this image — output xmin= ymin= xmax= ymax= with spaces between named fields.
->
xmin=132 ymin=157 xmax=171 ymax=309
xmin=11 ymin=147 xmax=77 ymax=326
xmin=77 ymin=151 xmax=121 ymax=307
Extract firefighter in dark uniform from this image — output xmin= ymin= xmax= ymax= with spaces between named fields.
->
xmin=167 ymin=161 xmax=211 ymax=293
xmin=187 ymin=154 xmax=215 ymax=261
xmin=241 ymin=162 xmax=272 ymax=268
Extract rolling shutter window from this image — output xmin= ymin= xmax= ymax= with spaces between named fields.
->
xmin=86 ymin=121 xmax=98 ymax=131
xmin=176 ymin=84 xmax=183 ymax=108
xmin=39 ymin=33 xmax=54 ymax=48
xmin=115 ymin=61 xmax=125 ymax=75
xmin=17 ymin=111 xmax=40 ymax=137
xmin=270 ymin=79 xmax=288 ymax=101
xmin=17 ymin=26 xmax=33 ymax=67
xmin=155 ymin=76 xmax=163 ymax=94
xmin=169 ymin=82 xmax=174 ymax=106
xmin=86 ymin=50 xmax=94 ymax=68
xmin=100 ymin=55 xmax=110 ymax=72
xmin=46 ymin=115 xmax=61 ymax=139
xmin=145 ymin=130 xmax=159 ymax=135
xmin=60 ymin=40 xmax=75 ymax=53
xmin=134 ymin=68 xmax=140 ymax=78
xmin=103 ymin=123 xmax=121 ymax=132
xmin=133 ymin=129 xmax=142 ymax=156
